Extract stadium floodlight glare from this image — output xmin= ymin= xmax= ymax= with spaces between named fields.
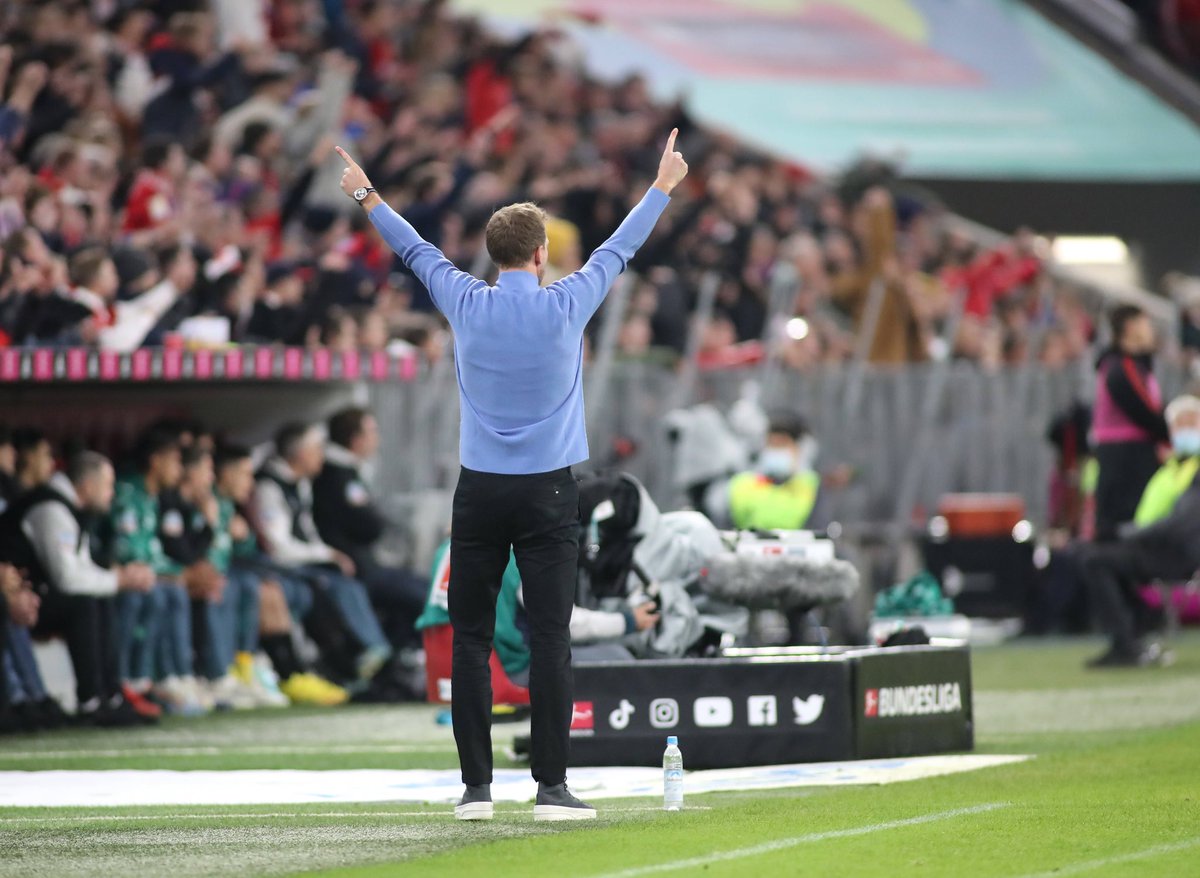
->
xmin=1051 ymin=236 xmax=1129 ymax=265
xmin=786 ymin=317 xmax=810 ymax=340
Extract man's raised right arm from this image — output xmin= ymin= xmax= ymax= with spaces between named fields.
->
xmin=335 ymin=146 xmax=477 ymax=319
xmin=555 ymin=129 xmax=688 ymax=321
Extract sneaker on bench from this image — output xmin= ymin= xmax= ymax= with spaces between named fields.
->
xmin=454 ymin=784 xmax=494 ymax=821
xmin=533 ymin=782 xmax=596 ymax=822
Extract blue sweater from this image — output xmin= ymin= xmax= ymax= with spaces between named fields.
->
xmin=369 ymin=187 xmax=671 ymax=475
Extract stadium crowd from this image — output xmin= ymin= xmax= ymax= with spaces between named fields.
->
xmin=0 ymin=0 xmax=1132 ymax=374
xmin=0 ymin=407 xmax=431 ymax=731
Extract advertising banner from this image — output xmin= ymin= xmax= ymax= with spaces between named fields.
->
xmin=569 ymin=658 xmax=854 ymax=769
xmin=560 ymin=644 xmax=974 ymax=769
xmin=852 ymin=645 xmax=975 ymax=759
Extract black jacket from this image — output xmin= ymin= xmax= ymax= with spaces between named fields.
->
xmin=1096 ymin=349 xmax=1170 ymax=444
xmin=312 ymin=444 xmax=385 ymax=568
xmin=158 ymin=488 xmax=213 ymax=567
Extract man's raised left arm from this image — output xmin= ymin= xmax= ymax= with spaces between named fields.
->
xmin=554 ymin=128 xmax=688 ymax=322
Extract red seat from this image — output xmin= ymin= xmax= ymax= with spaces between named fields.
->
xmin=422 ymin=624 xmax=530 ymax=706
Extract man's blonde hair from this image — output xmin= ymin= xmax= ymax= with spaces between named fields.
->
xmin=485 ymin=202 xmax=548 ymax=269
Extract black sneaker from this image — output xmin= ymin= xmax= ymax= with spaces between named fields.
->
xmin=32 ymin=697 xmax=71 ymax=729
xmin=1086 ymin=646 xmax=1140 ymax=668
xmin=1087 ymin=641 xmax=1175 ymax=669
xmin=0 ymin=706 xmax=20 ymax=735
xmin=454 ymin=783 xmax=494 ymax=821
xmin=79 ymin=695 xmax=158 ymax=728
xmin=533 ymin=782 xmax=596 ymax=822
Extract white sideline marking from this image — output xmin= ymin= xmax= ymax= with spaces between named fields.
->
xmin=0 ymin=757 xmax=1027 ymax=807
xmin=1014 ymin=837 xmax=1200 ymax=878
xmin=0 ymin=805 xmax=711 ymax=824
xmin=0 ymin=744 xmax=450 ymax=760
xmin=0 ymin=811 xmax=449 ymax=822
xmin=590 ymin=802 xmax=1010 ymax=878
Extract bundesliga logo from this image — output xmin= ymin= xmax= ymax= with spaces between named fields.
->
xmin=865 ymin=683 xmax=962 ymax=717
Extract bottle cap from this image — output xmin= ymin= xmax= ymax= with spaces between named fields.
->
xmin=667 ymin=736 xmax=678 ymax=746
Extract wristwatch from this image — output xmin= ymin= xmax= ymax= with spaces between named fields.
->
xmin=353 ymin=186 xmax=376 ymax=203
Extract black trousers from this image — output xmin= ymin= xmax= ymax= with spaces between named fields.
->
xmin=1093 ymin=441 xmax=1161 ymax=542
xmin=1080 ymin=539 xmax=1196 ymax=652
xmin=34 ymin=591 xmax=119 ymax=706
xmin=449 ymin=465 xmax=579 ymax=787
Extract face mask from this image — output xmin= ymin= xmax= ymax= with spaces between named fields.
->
xmin=759 ymin=448 xmax=797 ymax=481
xmin=1172 ymin=428 xmax=1200 ymax=457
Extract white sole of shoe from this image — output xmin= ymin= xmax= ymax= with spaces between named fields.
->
xmin=533 ymin=805 xmax=597 ymax=822
xmin=454 ymin=801 xmax=494 ymax=821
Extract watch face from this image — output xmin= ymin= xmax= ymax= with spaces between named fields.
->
xmin=354 ymin=187 xmax=368 ymax=201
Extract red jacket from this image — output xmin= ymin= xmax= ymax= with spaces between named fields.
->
xmin=122 ymin=170 xmax=175 ymax=233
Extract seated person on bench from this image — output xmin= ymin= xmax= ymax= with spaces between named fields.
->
xmin=1079 ymin=394 xmax=1200 ymax=668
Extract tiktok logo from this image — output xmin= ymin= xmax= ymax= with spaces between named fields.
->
xmin=608 ymin=699 xmax=636 ymax=730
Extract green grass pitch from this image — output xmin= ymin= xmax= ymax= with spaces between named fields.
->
xmin=1 ymin=634 xmax=1198 ymax=877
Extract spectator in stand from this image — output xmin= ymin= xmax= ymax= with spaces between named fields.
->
xmin=1091 ymin=306 xmax=1169 ymax=542
xmin=314 ymin=406 xmax=428 ymax=649
xmin=0 ymin=0 xmax=1115 ymax=371
xmin=1 ymin=450 xmax=157 ymax=725
xmin=254 ymin=422 xmax=393 ymax=686
xmin=27 ymin=245 xmax=189 ymax=350
xmin=121 ymin=138 xmax=187 ymax=242
xmin=111 ymin=429 xmax=209 ymax=715
xmin=247 ymin=261 xmax=308 ymax=344
xmin=830 ymin=188 xmax=928 ymax=364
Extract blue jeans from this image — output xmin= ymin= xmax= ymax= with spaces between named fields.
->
xmin=276 ymin=572 xmax=315 ymax=621
xmin=155 ymin=583 xmax=193 ymax=680
xmin=300 ymin=566 xmax=390 ymax=653
xmin=3 ymin=623 xmax=47 ymax=703
xmin=115 ymin=587 xmax=165 ymax=682
xmin=200 ymin=568 xmax=261 ymax=679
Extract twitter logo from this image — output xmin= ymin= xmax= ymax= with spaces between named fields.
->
xmin=792 ymin=694 xmax=825 ymax=725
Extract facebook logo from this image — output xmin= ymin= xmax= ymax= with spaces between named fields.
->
xmin=747 ymin=695 xmax=778 ymax=727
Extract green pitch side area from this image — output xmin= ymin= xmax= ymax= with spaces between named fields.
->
xmin=1 ymin=633 xmax=1198 ymax=877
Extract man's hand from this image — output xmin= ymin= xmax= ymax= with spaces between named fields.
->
xmin=7 ymin=588 xmax=39 ymax=628
xmin=184 ymin=561 xmax=225 ymax=601
xmin=331 ymin=549 xmax=356 ymax=578
xmin=117 ymin=563 xmax=155 ymax=593
xmin=632 ymin=602 xmax=661 ymax=631
xmin=0 ymin=563 xmax=23 ymax=597
xmin=335 ymin=146 xmax=376 ymax=207
xmin=229 ymin=514 xmax=250 ymax=542
xmin=653 ymin=128 xmax=688 ymax=195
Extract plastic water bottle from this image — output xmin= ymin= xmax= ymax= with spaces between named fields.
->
xmin=663 ymin=735 xmax=683 ymax=811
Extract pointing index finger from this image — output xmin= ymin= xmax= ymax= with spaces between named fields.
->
xmin=665 ymin=128 xmax=678 ymax=155
xmin=334 ymin=145 xmax=354 ymax=166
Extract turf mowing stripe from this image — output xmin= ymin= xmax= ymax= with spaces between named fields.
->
xmin=1014 ymin=837 xmax=1200 ymax=878
xmin=588 ymin=802 xmax=1010 ymax=878
xmin=0 ymin=805 xmax=712 ymax=824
